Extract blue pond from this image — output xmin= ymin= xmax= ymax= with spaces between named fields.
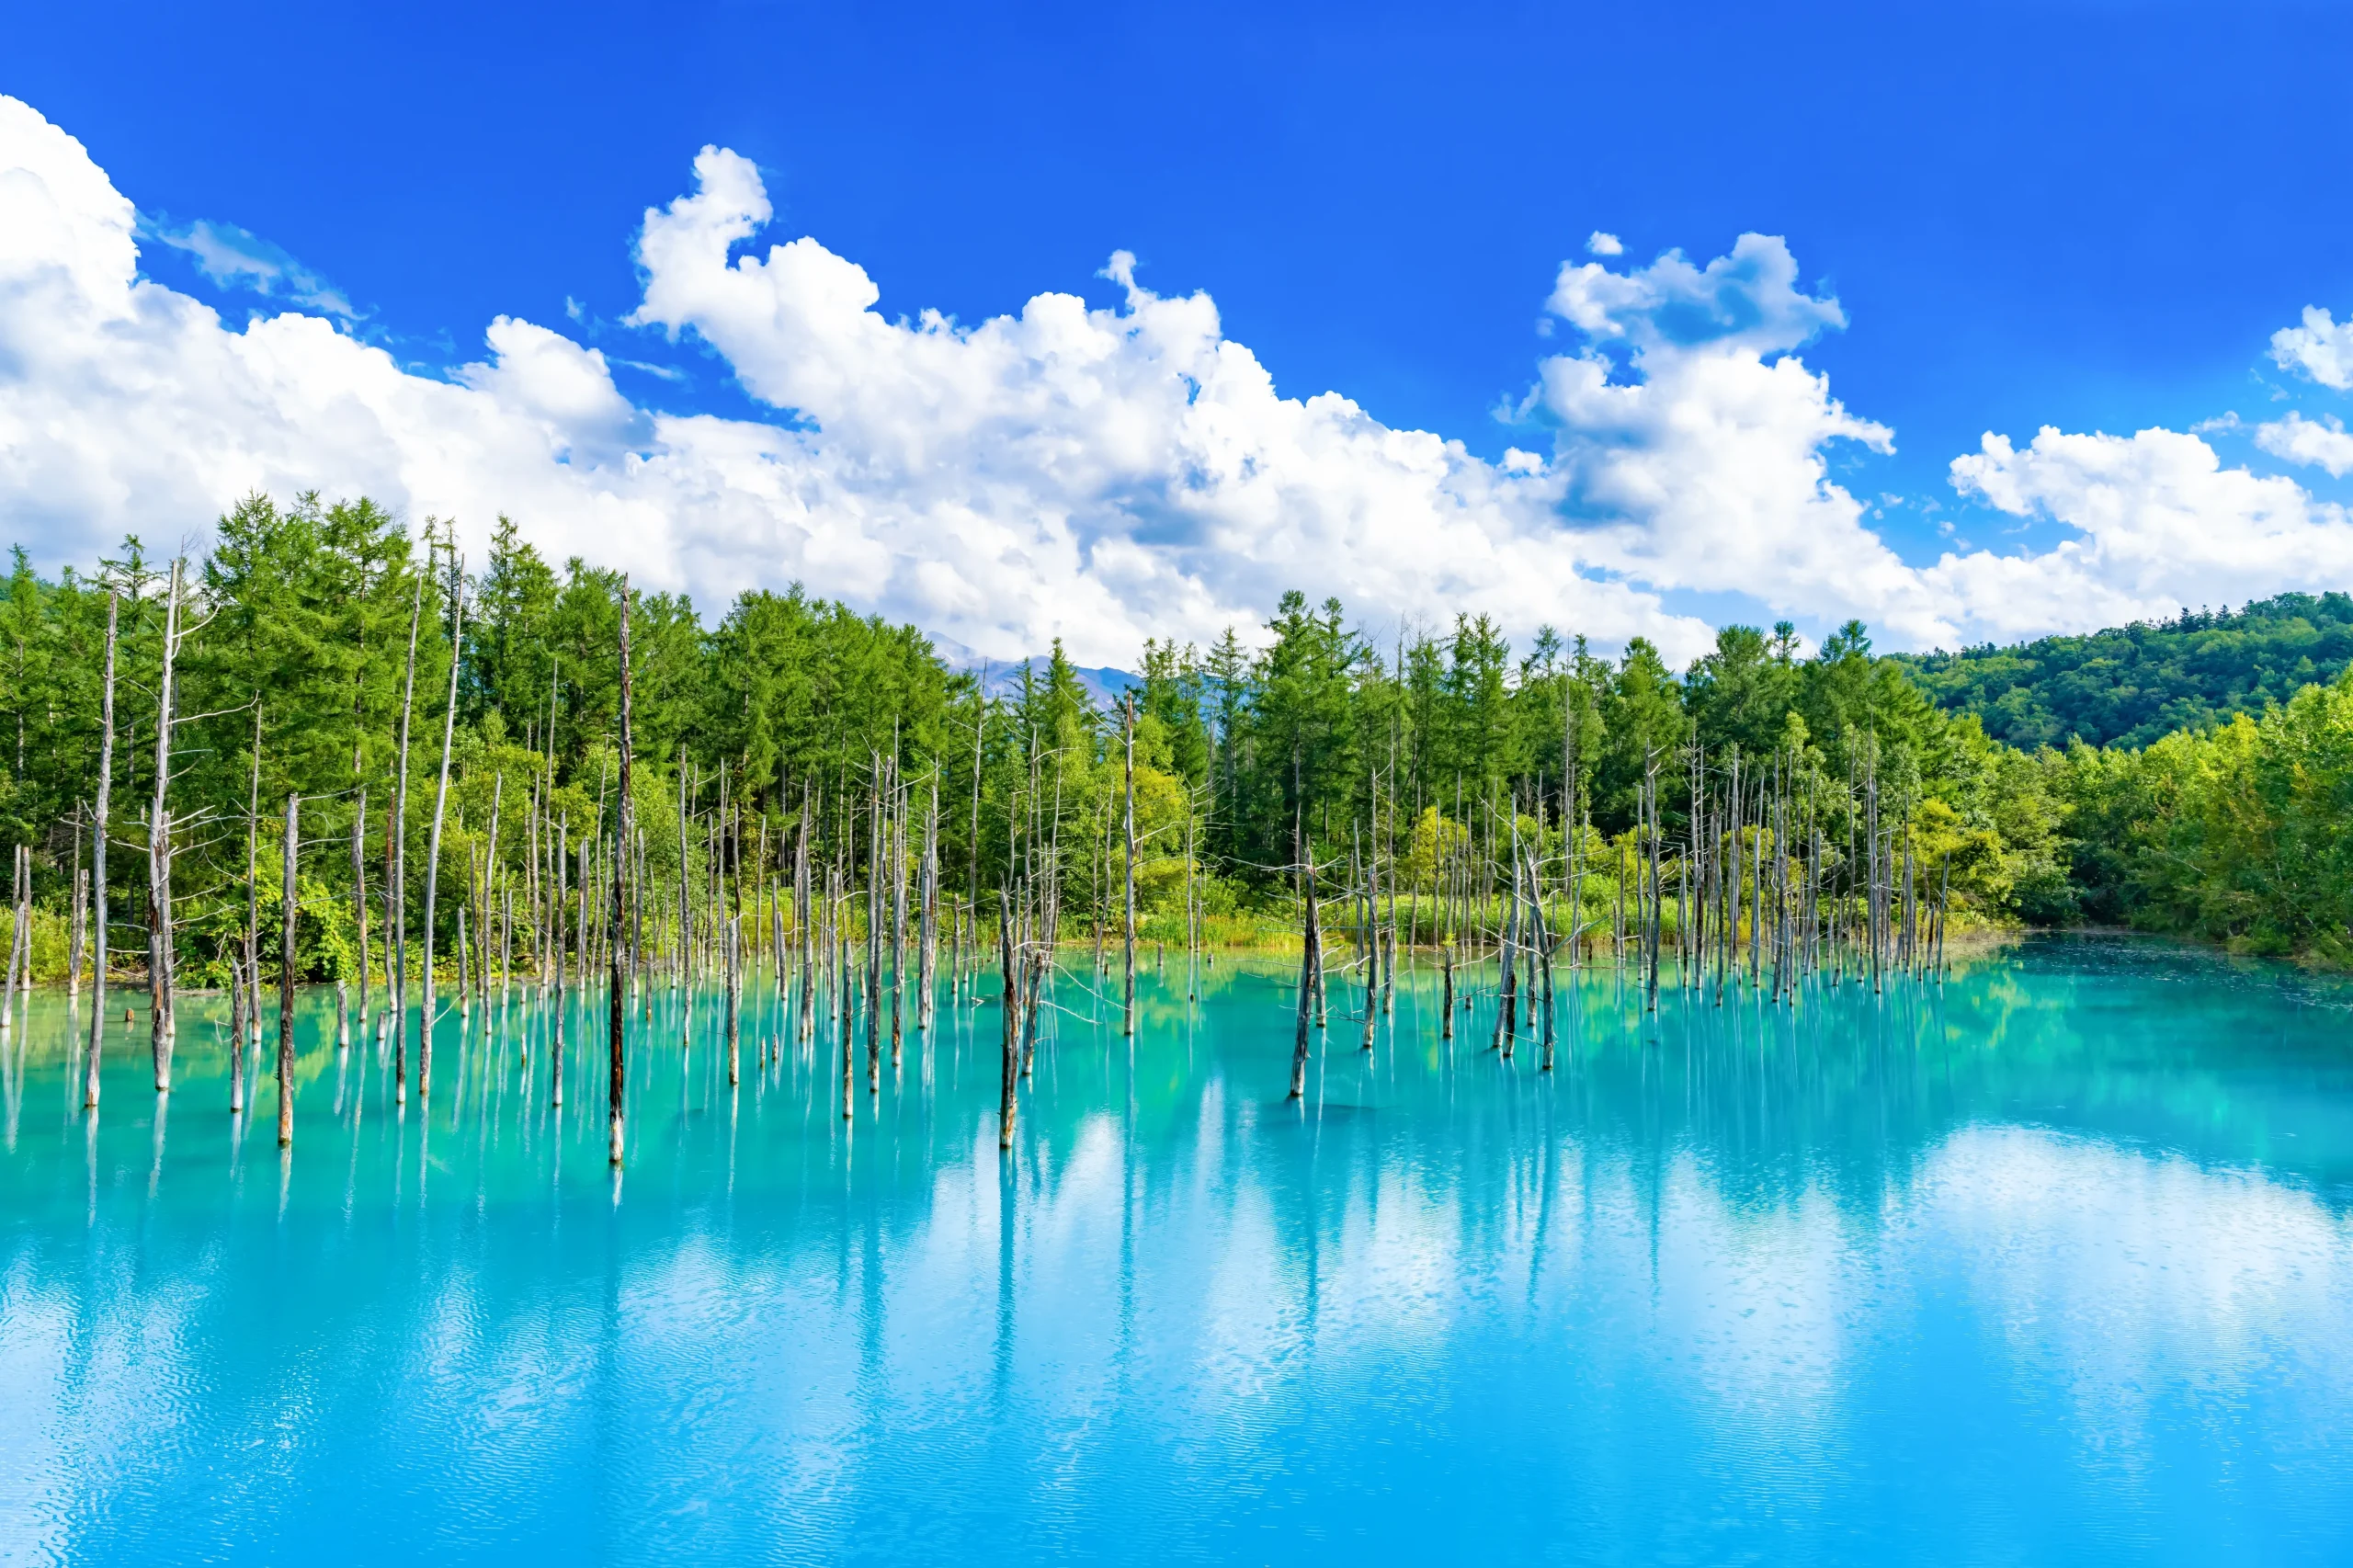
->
xmin=3 ymin=937 xmax=2351 ymax=1564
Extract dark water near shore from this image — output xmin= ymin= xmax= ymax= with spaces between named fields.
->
xmin=3 ymin=937 xmax=2350 ymax=1564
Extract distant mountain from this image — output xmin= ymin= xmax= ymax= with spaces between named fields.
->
xmin=1893 ymin=591 xmax=2353 ymax=750
xmin=968 ymin=655 xmax=1141 ymax=712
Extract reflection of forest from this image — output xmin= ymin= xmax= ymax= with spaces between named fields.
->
xmin=5 ymin=937 xmax=2351 ymax=1566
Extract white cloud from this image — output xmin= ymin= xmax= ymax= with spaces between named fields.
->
xmin=1940 ymin=425 xmax=2353 ymax=635
xmin=142 ymin=214 xmax=359 ymax=320
xmin=1531 ymin=234 xmax=1957 ymax=644
xmin=1547 ymin=233 xmax=1847 ymax=358
xmin=1585 ymin=231 xmax=1622 ymax=257
xmin=0 ymin=99 xmax=1724 ymax=665
xmin=2269 ymin=305 xmax=2353 ymax=391
xmin=4 ymin=89 xmax=2351 ymax=668
xmin=2254 ymin=410 xmax=2353 ymax=478
xmin=614 ymin=144 xmax=1728 ymax=661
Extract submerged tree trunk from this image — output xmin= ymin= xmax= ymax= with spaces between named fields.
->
xmin=998 ymin=887 xmax=1020 ymax=1148
xmin=352 ymin=790 xmax=369 ymax=1040
xmin=148 ymin=559 xmax=184 ymax=1092
xmin=610 ymin=578 xmax=632 ymax=1166
xmin=277 ymin=792 xmax=297 ymax=1148
xmin=677 ymin=753 xmax=692 ymax=1040
xmin=83 ymin=593 xmax=118 ymax=1111
xmin=918 ymin=777 xmax=938 ymax=1033
xmin=866 ymin=776 xmax=881 ymax=1095
xmin=69 ymin=862 xmax=87 ymax=1010
xmin=890 ymin=769 xmax=906 ymax=1065
xmin=419 ymin=574 xmax=464 ymax=1104
xmin=1122 ymin=697 xmax=1136 ymax=1037
xmin=1290 ymin=858 xmax=1321 ymax=1100
xmin=838 ymin=871 xmax=855 ymax=1121
xmin=551 ymin=812 xmax=567 ymax=1108
xmin=392 ymin=573 xmax=422 ymax=1104
xmin=3 ymin=846 xmax=23 ymax=1032
xmin=228 ymin=951 xmax=246 ymax=1115
xmin=726 ymin=915 xmax=741 ymax=1086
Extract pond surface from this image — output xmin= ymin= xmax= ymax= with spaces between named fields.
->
xmin=3 ymin=937 xmax=2350 ymax=1564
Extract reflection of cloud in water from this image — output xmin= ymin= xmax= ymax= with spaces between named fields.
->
xmin=10 ymin=949 xmax=2353 ymax=1562
xmin=1902 ymin=1127 xmax=2353 ymax=1483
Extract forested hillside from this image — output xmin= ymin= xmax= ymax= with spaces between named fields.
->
xmin=2 ymin=492 xmax=2350 ymax=989
xmin=1894 ymin=593 xmax=2353 ymax=749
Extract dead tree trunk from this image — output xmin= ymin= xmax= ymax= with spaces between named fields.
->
xmin=277 ymin=791 xmax=297 ymax=1148
xmin=1289 ymin=855 xmax=1321 ymax=1100
xmin=918 ymin=776 xmax=938 ymax=1033
xmin=148 ymin=559 xmax=183 ymax=1091
xmin=998 ymin=886 xmax=1020 ymax=1148
xmin=392 ymin=572 xmax=422 ymax=1104
xmin=4 ymin=845 xmax=23 ymax=1031
xmin=83 ymin=593 xmax=118 ymax=1111
xmin=1122 ymin=696 xmax=1137 ymax=1037
xmin=609 ymin=578 xmax=632 ymax=1165
xmin=228 ymin=951 xmax=246 ymax=1115
xmin=419 ymin=570 xmax=464 ymax=1103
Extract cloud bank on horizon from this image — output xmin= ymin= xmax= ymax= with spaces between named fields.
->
xmin=4 ymin=92 xmax=2351 ymax=668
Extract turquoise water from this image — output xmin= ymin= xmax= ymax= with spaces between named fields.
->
xmin=3 ymin=937 xmax=2351 ymax=1564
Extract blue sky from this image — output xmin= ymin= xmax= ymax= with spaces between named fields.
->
xmin=6 ymin=1 xmax=2353 ymax=663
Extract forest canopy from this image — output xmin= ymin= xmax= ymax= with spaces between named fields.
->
xmin=1893 ymin=592 xmax=2353 ymax=750
xmin=4 ymin=494 xmax=2352 ymax=979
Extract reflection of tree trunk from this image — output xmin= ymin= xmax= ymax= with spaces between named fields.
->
xmin=994 ymin=1133 xmax=1017 ymax=1407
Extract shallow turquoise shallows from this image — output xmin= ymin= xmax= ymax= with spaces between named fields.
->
xmin=3 ymin=937 xmax=2351 ymax=1564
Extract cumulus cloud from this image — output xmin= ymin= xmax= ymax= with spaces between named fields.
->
xmin=2255 ymin=410 xmax=2353 ymax=478
xmin=2269 ymin=305 xmax=2353 ymax=391
xmin=1584 ymin=231 xmax=1622 ymax=257
xmin=1531 ymin=235 xmax=1955 ymax=643
xmin=4 ymin=88 xmax=2351 ymax=667
xmin=0 ymin=97 xmax=1720 ymax=665
xmin=1941 ymin=426 xmax=2353 ymax=635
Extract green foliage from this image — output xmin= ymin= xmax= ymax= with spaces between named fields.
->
xmin=8 ymin=489 xmax=2353 ymax=971
xmin=1896 ymin=592 xmax=2353 ymax=748
xmin=2045 ymin=670 xmax=2353 ymax=960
